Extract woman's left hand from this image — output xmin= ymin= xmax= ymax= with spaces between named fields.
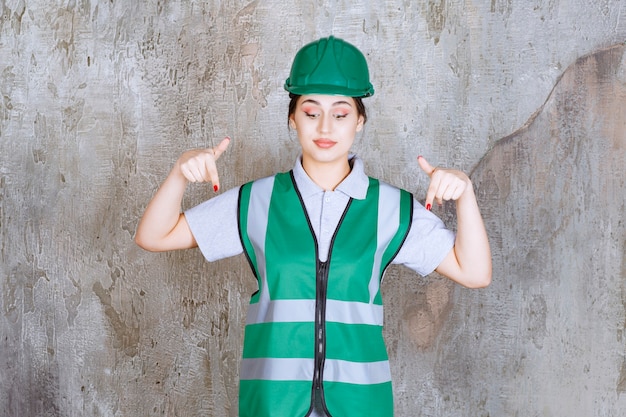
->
xmin=417 ymin=156 xmax=471 ymax=211
xmin=418 ymin=155 xmax=492 ymax=288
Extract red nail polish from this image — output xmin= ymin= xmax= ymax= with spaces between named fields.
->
xmin=213 ymin=185 xmax=219 ymax=192
xmin=426 ymin=203 xmax=432 ymax=211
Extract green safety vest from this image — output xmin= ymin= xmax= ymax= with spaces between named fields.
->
xmin=237 ymin=171 xmax=413 ymax=417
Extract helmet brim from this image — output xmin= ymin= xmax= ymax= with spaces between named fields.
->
xmin=284 ymin=82 xmax=374 ymax=98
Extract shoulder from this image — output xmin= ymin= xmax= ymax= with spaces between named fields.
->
xmin=239 ymin=172 xmax=300 ymax=207
xmin=367 ymin=176 xmax=414 ymax=199
xmin=239 ymin=172 xmax=287 ymax=194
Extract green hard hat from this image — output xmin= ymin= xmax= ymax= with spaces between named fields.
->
xmin=284 ymin=36 xmax=374 ymax=98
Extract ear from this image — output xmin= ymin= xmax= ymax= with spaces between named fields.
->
xmin=289 ymin=117 xmax=297 ymax=130
xmin=355 ymin=115 xmax=365 ymax=132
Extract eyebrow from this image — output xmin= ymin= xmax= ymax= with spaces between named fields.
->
xmin=301 ymin=99 xmax=353 ymax=107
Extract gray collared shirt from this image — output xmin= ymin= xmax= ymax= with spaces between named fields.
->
xmin=185 ymin=155 xmax=454 ymax=276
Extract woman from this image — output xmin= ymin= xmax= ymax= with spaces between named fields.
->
xmin=135 ymin=36 xmax=491 ymax=417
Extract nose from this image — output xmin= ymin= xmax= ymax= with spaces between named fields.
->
xmin=318 ymin=113 xmax=331 ymax=133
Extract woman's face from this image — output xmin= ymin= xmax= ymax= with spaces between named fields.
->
xmin=289 ymin=95 xmax=364 ymax=166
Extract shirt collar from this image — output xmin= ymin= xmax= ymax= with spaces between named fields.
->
xmin=292 ymin=154 xmax=369 ymax=200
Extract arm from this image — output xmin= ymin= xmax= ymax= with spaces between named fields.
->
xmin=418 ymin=156 xmax=492 ymax=288
xmin=134 ymin=137 xmax=231 ymax=252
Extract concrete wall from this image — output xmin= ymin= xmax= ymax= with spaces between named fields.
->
xmin=1 ymin=1 xmax=625 ymax=416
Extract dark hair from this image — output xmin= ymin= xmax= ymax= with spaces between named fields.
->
xmin=288 ymin=93 xmax=368 ymax=126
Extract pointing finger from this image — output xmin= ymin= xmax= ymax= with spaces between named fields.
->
xmin=206 ymin=137 xmax=231 ymax=192
xmin=418 ymin=156 xmax=437 ymax=210
xmin=417 ymin=155 xmax=436 ymax=177
xmin=212 ymin=136 xmax=231 ymax=160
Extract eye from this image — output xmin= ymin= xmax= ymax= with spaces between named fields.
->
xmin=304 ymin=111 xmax=320 ymax=119
xmin=333 ymin=108 xmax=350 ymax=119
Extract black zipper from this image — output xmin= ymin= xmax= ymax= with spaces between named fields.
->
xmin=308 ymin=205 xmax=350 ymax=417
xmin=289 ymin=170 xmax=352 ymax=417
xmin=313 ymin=259 xmax=329 ymax=399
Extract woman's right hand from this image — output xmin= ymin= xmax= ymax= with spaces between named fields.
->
xmin=177 ymin=136 xmax=231 ymax=191
xmin=135 ymin=136 xmax=231 ymax=252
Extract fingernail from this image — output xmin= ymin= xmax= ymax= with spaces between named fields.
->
xmin=418 ymin=155 xmax=423 ymax=159
xmin=225 ymin=136 xmax=231 ymax=141
xmin=426 ymin=203 xmax=432 ymax=211
xmin=213 ymin=185 xmax=219 ymax=192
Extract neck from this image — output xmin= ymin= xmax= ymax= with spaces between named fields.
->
xmin=301 ymin=157 xmax=351 ymax=191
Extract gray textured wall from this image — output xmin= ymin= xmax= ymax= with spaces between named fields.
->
xmin=1 ymin=1 xmax=625 ymax=416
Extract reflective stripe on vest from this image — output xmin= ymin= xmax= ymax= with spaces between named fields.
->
xmin=240 ymin=357 xmax=392 ymax=384
xmin=246 ymin=298 xmax=384 ymax=326
xmin=237 ymin=171 xmax=413 ymax=417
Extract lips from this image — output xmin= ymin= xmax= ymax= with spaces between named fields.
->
xmin=313 ymin=139 xmax=336 ymax=149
